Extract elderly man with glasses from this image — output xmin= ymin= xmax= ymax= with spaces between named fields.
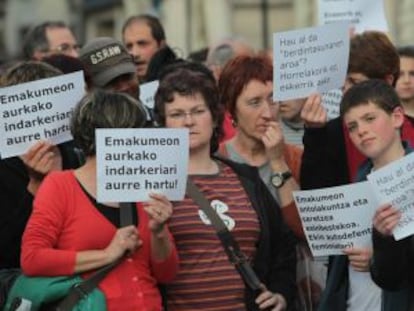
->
xmin=22 ymin=21 xmax=80 ymax=60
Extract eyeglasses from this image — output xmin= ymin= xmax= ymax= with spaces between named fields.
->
xmin=48 ymin=43 xmax=81 ymax=55
xmin=166 ymin=107 xmax=208 ymax=121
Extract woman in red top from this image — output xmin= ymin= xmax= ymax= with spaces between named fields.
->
xmin=21 ymin=90 xmax=178 ymax=311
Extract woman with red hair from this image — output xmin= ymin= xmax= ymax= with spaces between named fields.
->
xmin=218 ymin=55 xmax=324 ymax=310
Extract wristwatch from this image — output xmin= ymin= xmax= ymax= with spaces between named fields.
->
xmin=271 ymin=171 xmax=292 ymax=188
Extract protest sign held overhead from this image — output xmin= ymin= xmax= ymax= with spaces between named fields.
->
xmin=96 ymin=128 xmax=189 ymax=202
xmin=294 ymin=181 xmax=377 ymax=257
xmin=273 ymin=22 xmax=349 ymax=101
xmin=0 ymin=71 xmax=85 ymax=158
xmin=318 ymin=0 xmax=388 ymax=33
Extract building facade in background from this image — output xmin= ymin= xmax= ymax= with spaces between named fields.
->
xmin=1 ymin=0 xmax=414 ymax=61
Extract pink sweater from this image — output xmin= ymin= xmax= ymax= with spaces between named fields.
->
xmin=21 ymin=170 xmax=178 ymax=311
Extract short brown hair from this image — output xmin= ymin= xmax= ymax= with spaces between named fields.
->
xmin=218 ymin=55 xmax=272 ymax=120
xmin=340 ymin=79 xmax=401 ymax=118
xmin=348 ymin=31 xmax=400 ymax=86
xmin=122 ymin=14 xmax=165 ymax=45
xmin=154 ymin=62 xmax=222 ymax=153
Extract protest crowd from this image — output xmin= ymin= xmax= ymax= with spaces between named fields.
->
xmin=1 ymin=1 xmax=414 ymax=311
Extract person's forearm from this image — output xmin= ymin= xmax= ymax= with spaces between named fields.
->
xmin=22 ymin=247 xmax=77 ymax=276
xmin=280 ymin=201 xmax=305 ymax=239
xmin=270 ymin=158 xmax=299 ymax=207
xmin=27 ymin=177 xmax=43 ymax=195
xmin=277 ymin=179 xmax=299 ymax=208
xmin=23 ymin=248 xmax=113 ymax=275
xmin=151 ymin=228 xmax=173 ymax=261
xmin=301 ymin=127 xmax=331 ymax=189
xmin=74 ymin=249 xmax=113 ymax=273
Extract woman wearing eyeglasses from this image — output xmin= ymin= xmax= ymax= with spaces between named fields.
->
xmin=154 ymin=62 xmax=296 ymax=311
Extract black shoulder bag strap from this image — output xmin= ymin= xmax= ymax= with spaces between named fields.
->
xmin=55 ymin=202 xmax=136 ymax=311
xmin=186 ymin=179 xmax=262 ymax=292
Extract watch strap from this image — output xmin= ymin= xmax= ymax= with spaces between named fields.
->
xmin=282 ymin=171 xmax=292 ymax=180
xmin=271 ymin=170 xmax=292 ymax=188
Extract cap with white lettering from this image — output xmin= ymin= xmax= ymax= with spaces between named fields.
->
xmin=79 ymin=37 xmax=135 ymax=87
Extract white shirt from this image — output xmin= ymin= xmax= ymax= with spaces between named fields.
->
xmin=347 ymin=265 xmax=382 ymax=311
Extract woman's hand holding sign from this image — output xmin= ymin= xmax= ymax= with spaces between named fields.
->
xmin=144 ymin=193 xmax=173 ymax=235
xmin=144 ymin=193 xmax=174 ymax=260
xmin=21 ymin=140 xmax=62 ymax=194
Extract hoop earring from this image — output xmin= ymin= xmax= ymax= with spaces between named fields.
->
xmin=231 ymin=118 xmax=238 ymax=127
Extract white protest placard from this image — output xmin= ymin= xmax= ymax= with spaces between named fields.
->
xmin=0 ymin=71 xmax=85 ymax=158
xmin=273 ymin=22 xmax=349 ymax=101
xmin=318 ymin=0 xmax=388 ymax=33
xmin=139 ymin=80 xmax=159 ymax=110
xmin=294 ymin=181 xmax=377 ymax=257
xmin=367 ymin=152 xmax=414 ymax=241
xmin=96 ymin=128 xmax=189 ymax=202
xmin=322 ymin=89 xmax=342 ymax=120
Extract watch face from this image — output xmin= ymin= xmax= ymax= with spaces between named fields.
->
xmin=271 ymin=174 xmax=283 ymax=187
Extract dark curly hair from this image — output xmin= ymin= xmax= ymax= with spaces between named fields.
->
xmin=154 ymin=62 xmax=223 ymax=153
